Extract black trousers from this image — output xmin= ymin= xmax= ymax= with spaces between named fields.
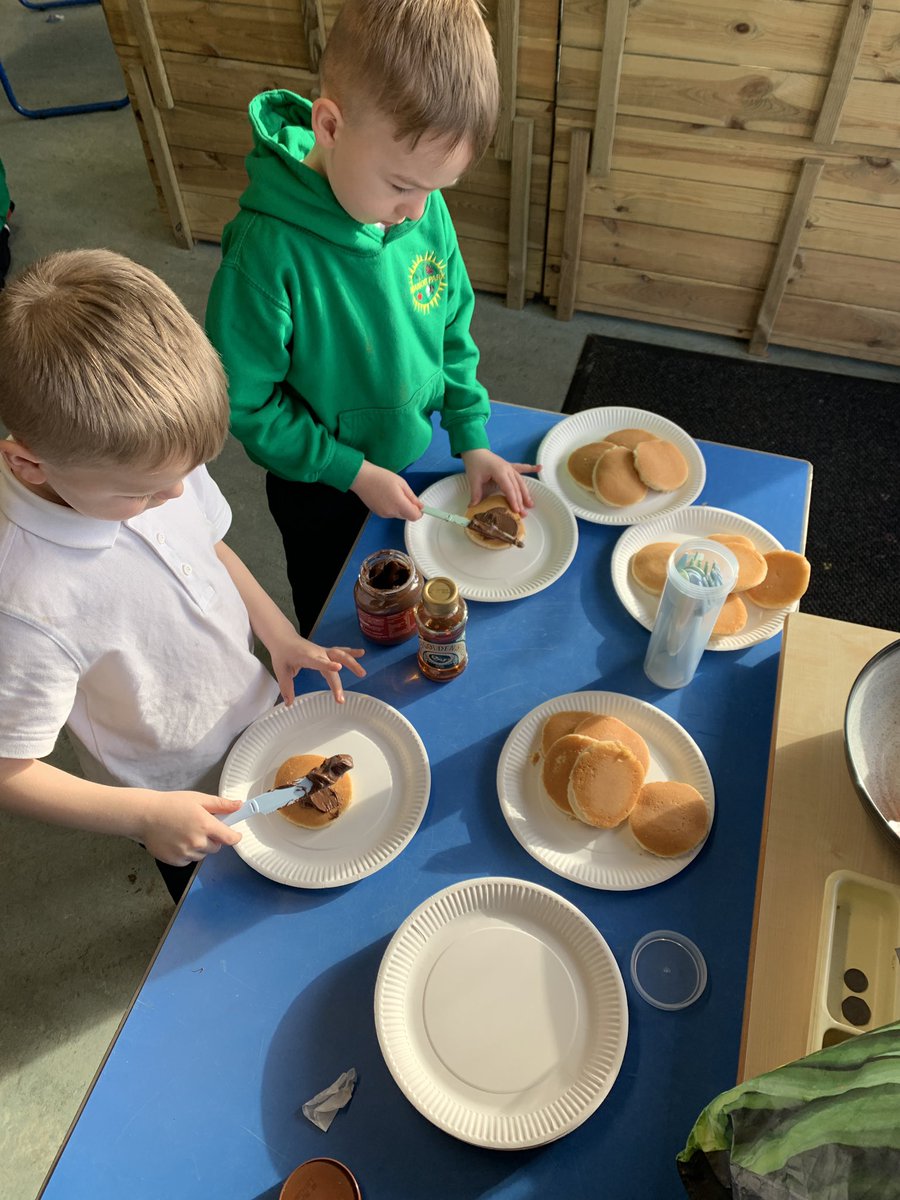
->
xmin=154 ymin=858 xmax=197 ymax=904
xmin=265 ymin=473 xmax=368 ymax=637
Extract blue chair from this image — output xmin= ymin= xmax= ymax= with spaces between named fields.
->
xmin=1 ymin=0 xmax=129 ymax=118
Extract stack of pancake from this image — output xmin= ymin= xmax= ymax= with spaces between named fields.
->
xmin=567 ymin=427 xmax=689 ymax=507
xmin=538 ymin=709 xmax=710 ymax=857
xmin=630 ymin=537 xmax=811 ymax=637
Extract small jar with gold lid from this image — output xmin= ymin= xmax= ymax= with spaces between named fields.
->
xmin=416 ymin=577 xmax=468 ymax=681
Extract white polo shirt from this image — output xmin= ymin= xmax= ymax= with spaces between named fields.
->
xmin=0 ymin=461 xmax=279 ymax=793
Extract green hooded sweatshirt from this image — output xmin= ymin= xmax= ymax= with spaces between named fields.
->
xmin=205 ymin=91 xmax=492 ymax=492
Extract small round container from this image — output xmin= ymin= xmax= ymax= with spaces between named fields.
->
xmin=280 ymin=1157 xmax=362 ymax=1200
xmin=630 ymin=930 xmax=708 ymax=1011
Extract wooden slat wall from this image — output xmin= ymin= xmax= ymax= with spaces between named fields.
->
xmin=545 ymin=0 xmax=900 ymax=363
xmin=101 ymin=0 xmax=559 ymax=299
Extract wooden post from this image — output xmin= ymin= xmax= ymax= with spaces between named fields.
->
xmin=557 ymin=128 xmax=591 ymax=322
xmin=125 ymin=0 xmax=173 ymax=110
xmin=748 ymin=158 xmax=824 ymax=357
xmin=128 ymin=65 xmax=193 ymax=250
xmin=506 ymin=117 xmax=533 ymax=309
xmin=590 ymin=0 xmax=629 ymax=177
xmin=302 ymin=0 xmax=327 ymax=75
xmin=814 ymin=0 xmax=873 ymax=145
xmin=494 ymin=0 xmax=520 ymax=161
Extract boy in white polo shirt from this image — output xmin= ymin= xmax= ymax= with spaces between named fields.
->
xmin=0 ymin=249 xmax=365 ymax=900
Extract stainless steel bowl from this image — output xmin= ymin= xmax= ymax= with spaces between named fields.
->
xmin=844 ymin=639 xmax=900 ymax=850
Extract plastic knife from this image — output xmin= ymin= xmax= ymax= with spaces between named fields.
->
xmin=220 ymin=777 xmax=317 ymax=826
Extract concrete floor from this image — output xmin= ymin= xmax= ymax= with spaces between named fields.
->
xmin=2 ymin=7 xmax=899 ymax=1200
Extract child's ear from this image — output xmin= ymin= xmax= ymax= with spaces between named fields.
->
xmin=310 ymin=96 xmax=343 ymax=148
xmin=0 ymin=438 xmax=49 ymax=485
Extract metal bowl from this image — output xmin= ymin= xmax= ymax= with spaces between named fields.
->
xmin=844 ymin=639 xmax=900 ymax=850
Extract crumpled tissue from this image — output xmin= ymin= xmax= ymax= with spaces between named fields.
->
xmin=301 ymin=1067 xmax=358 ymax=1132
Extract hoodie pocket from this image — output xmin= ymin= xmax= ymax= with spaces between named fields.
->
xmin=336 ymin=371 xmax=443 ymax=473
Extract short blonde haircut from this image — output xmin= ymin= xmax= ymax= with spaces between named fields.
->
xmin=0 ymin=249 xmax=229 ymax=468
xmin=321 ymin=0 xmax=500 ymax=164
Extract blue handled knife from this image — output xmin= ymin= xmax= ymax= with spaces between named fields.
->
xmin=220 ymin=778 xmax=317 ymax=826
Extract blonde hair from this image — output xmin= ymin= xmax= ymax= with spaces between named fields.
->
xmin=321 ymin=0 xmax=499 ymax=164
xmin=0 ymin=249 xmax=229 ymax=468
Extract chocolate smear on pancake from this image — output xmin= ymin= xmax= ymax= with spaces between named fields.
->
xmin=468 ymin=506 xmax=523 ymax=547
xmin=286 ymin=753 xmax=353 ymax=818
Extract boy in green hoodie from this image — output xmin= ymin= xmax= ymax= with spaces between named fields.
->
xmin=206 ymin=0 xmax=539 ymax=634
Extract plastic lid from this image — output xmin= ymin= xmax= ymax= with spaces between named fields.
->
xmin=630 ymin=930 xmax=707 ymax=1010
xmin=280 ymin=1158 xmax=361 ymax=1200
xmin=423 ymin=576 xmax=458 ymax=615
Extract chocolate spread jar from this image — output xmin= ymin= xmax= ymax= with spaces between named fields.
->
xmin=280 ymin=1157 xmax=361 ymax=1200
xmin=354 ymin=549 xmax=422 ymax=645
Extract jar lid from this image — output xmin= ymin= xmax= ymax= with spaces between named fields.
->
xmin=423 ymin=576 xmax=459 ymax=616
xmin=630 ymin=930 xmax=707 ymax=1010
xmin=280 ymin=1157 xmax=361 ymax=1200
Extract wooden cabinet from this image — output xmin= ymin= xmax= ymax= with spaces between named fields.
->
xmin=545 ymin=0 xmax=900 ymax=364
xmin=103 ymin=0 xmax=900 ymax=363
xmin=102 ymin=0 xmax=559 ymax=306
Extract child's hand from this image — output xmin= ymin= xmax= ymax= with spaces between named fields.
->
xmin=350 ymin=461 xmax=424 ymax=520
xmin=138 ymin=791 xmax=245 ymax=867
xmin=461 ymin=448 xmax=541 ymax=514
xmin=269 ymin=632 xmax=366 ymax=705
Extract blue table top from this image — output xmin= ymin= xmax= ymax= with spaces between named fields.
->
xmin=42 ymin=405 xmax=811 ymax=1200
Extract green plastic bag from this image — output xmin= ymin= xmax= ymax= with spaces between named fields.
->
xmin=678 ymin=1021 xmax=900 ymax=1199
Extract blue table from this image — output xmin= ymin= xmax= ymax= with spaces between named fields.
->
xmin=41 ymin=404 xmax=811 ymax=1200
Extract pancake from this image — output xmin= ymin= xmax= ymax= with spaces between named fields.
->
xmin=464 ymin=494 xmax=526 ymax=550
xmin=745 ymin=550 xmax=811 ymax=609
xmin=632 ymin=439 xmax=689 ymax=492
xmin=573 ymin=714 xmax=650 ymax=777
xmin=566 ymin=441 xmax=615 ymax=492
xmin=717 ymin=538 xmax=768 ymax=592
xmin=566 ymin=740 xmax=644 ymax=828
xmin=711 ymin=593 xmax=747 ymax=637
xmin=709 ymin=532 xmax=755 ymax=550
xmin=593 ymin=445 xmax=648 ymax=507
xmin=630 ymin=541 xmax=678 ymax=595
xmin=540 ymin=709 xmax=594 ymax=757
xmin=629 ymin=780 xmax=709 ymax=857
xmin=274 ymin=753 xmax=353 ymax=829
xmin=541 ymin=733 xmax=598 ymax=815
xmin=606 ymin=427 xmax=657 ymax=450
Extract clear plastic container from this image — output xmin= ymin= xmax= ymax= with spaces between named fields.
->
xmin=643 ymin=538 xmax=738 ymax=689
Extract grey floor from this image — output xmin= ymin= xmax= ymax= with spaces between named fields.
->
xmin=2 ymin=8 xmax=898 ymax=1200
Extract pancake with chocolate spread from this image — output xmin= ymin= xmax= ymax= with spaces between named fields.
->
xmin=464 ymin=494 xmax=526 ymax=550
xmin=273 ymin=752 xmax=353 ymax=829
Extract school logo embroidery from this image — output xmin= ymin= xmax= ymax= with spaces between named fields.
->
xmin=408 ymin=251 xmax=446 ymax=313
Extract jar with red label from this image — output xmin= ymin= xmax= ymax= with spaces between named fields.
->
xmin=354 ymin=549 xmax=422 ymax=645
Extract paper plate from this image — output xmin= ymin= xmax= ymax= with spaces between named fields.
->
xmin=404 ymin=474 xmax=577 ymax=602
xmin=536 ymin=406 xmax=705 ymax=525
xmin=497 ymin=691 xmax=714 ymax=890
xmin=374 ymin=876 xmax=628 ymax=1148
xmin=611 ymin=505 xmax=790 ymax=650
xmin=219 ymin=692 xmax=430 ymax=887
